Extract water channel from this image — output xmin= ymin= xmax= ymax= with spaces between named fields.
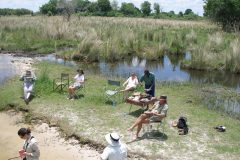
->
xmin=40 ymin=54 xmax=240 ymax=92
xmin=0 ymin=53 xmax=240 ymax=158
xmin=1 ymin=54 xmax=240 ymax=115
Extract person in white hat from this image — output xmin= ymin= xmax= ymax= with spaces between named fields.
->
xmin=101 ymin=132 xmax=128 ymax=160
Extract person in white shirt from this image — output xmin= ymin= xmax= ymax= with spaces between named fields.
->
xmin=120 ymin=73 xmax=139 ymax=100
xmin=18 ymin=127 xmax=40 ymax=160
xmin=101 ymin=132 xmax=128 ymax=160
xmin=68 ymin=69 xmax=84 ymax=100
xmin=20 ymin=70 xmax=37 ymax=104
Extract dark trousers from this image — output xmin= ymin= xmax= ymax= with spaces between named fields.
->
xmin=145 ymin=84 xmax=155 ymax=97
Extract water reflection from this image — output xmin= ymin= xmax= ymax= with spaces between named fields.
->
xmin=39 ymin=54 xmax=76 ymax=67
xmin=186 ymin=69 xmax=240 ymax=91
xmin=1 ymin=53 xmax=240 ymax=115
xmin=203 ymin=92 xmax=240 ymax=117
xmin=0 ymin=54 xmax=16 ymax=84
xmin=1 ymin=53 xmax=240 ymax=92
xmin=39 ymin=54 xmax=240 ymax=92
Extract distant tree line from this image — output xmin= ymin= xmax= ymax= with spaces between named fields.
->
xmin=204 ymin=0 xmax=240 ymax=32
xmin=0 ymin=8 xmax=33 ymax=16
xmin=39 ymin=0 xmax=201 ymax=20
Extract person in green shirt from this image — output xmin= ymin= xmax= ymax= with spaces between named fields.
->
xmin=140 ymin=69 xmax=155 ymax=97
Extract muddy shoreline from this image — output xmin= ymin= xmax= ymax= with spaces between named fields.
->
xmin=1 ymin=106 xmax=147 ymax=159
xmin=0 ymin=110 xmax=101 ymax=160
xmin=0 ymin=51 xmax=46 ymax=57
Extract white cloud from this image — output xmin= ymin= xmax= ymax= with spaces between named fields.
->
xmin=0 ymin=0 xmax=204 ymax=15
xmin=0 ymin=0 xmax=49 ymax=12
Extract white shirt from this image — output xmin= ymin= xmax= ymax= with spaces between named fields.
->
xmin=123 ymin=77 xmax=138 ymax=89
xmin=101 ymin=143 xmax=127 ymax=160
xmin=74 ymin=74 xmax=84 ymax=83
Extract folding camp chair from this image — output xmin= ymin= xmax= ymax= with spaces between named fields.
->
xmin=73 ymin=82 xmax=86 ymax=99
xmin=143 ymin=117 xmax=167 ymax=139
xmin=104 ymin=80 xmax=121 ymax=106
xmin=53 ymin=73 xmax=69 ymax=92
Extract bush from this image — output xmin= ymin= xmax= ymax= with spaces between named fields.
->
xmin=35 ymin=66 xmax=53 ymax=96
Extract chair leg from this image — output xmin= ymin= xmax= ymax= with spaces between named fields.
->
xmin=128 ymin=104 xmax=132 ymax=114
xmin=144 ymin=122 xmax=165 ymax=139
xmin=112 ymin=100 xmax=116 ymax=107
xmin=158 ymin=122 xmax=165 ymax=138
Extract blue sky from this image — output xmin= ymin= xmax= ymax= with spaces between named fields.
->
xmin=0 ymin=0 xmax=204 ymax=15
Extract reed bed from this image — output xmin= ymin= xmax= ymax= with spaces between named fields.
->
xmin=0 ymin=16 xmax=239 ymax=72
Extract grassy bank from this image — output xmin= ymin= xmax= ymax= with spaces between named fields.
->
xmin=0 ymin=16 xmax=240 ymax=73
xmin=0 ymin=61 xmax=240 ymax=159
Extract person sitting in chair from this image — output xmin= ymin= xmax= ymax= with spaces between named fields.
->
xmin=68 ymin=69 xmax=84 ymax=100
xmin=20 ymin=70 xmax=36 ymax=104
xmin=120 ymin=73 xmax=139 ymax=100
xmin=127 ymin=95 xmax=168 ymax=140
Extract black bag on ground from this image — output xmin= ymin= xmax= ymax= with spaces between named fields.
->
xmin=177 ymin=116 xmax=188 ymax=134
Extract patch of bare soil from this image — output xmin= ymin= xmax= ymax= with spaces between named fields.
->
xmin=0 ymin=111 xmax=100 ymax=160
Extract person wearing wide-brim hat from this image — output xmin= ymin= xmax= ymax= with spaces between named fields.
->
xmin=101 ymin=132 xmax=128 ymax=160
xmin=127 ymin=95 xmax=168 ymax=140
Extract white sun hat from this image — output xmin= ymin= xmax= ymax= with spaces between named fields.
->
xmin=105 ymin=132 xmax=121 ymax=146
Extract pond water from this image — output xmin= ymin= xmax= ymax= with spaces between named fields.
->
xmin=39 ymin=54 xmax=240 ymax=117
xmin=0 ymin=54 xmax=17 ymax=84
xmin=40 ymin=54 xmax=240 ymax=92
xmin=0 ymin=53 xmax=240 ymax=116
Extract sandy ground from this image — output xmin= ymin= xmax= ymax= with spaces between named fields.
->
xmin=0 ymin=111 xmax=101 ymax=160
xmin=0 ymin=55 xmax=102 ymax=160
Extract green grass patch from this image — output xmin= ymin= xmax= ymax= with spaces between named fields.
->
xmin=0 ymin=61 xmax=240 ymax=159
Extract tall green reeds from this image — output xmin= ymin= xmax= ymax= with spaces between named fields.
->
xmin=0 ymin=16 xmax=239 ymax=72
xmin=185 ymin=32 xmax=240 ymax=72
xmin=34 ymin=65 xmax=53 ymax=96
xmin=226 ymin=39 xmax=240 ymax=73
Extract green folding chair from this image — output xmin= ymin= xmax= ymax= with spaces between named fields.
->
xmin=104 ymin=80 xmax=121 ymax=106
xmin=53 ymin=73 xmax=69 ymax=92
xmin=73 ymin=82 xmax=86 ymax=99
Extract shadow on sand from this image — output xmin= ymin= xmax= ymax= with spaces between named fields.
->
xmin=126 ymin=130 xmax=168 ymax=144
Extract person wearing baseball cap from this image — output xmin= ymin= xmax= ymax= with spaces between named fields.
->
xmin=101 ymin=132 xmax=127 ymax=160
xmin=127 ymin=95 xmax=168 ymax=140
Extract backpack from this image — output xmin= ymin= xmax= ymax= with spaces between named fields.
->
xmin=177 ymin=116 xmax=188 ymax=134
